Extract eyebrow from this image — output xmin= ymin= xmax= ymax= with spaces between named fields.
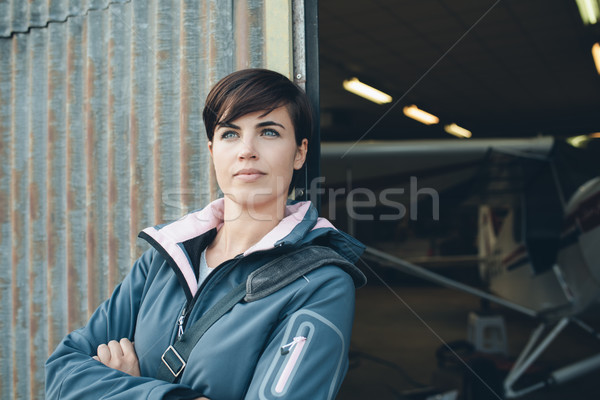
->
xmin=217 ymin=122 xmax=240 ymax=129
xmin=257 ymin=121 xmax=285 ymax=129
xmin=217 ymin=121 xmax=286 ymax=130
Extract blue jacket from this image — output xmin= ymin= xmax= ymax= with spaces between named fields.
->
xmin=46 ymin=199 xmax=366 ymax=399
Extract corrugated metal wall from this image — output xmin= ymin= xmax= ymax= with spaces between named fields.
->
xmin=0 ymin=0 xmax=305 ymax=398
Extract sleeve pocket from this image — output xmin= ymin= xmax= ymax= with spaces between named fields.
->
xmin=258 ymin=310 xmax=346 ymax=400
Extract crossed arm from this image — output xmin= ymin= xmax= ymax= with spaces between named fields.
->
xmin=92 ymin=338 xmax=208 ymax=400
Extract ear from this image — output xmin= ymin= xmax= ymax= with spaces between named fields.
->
xmin=293 ymin=139 xmax=308 ymax=170
xmin=207 ymin=141 xmax=213 ymax=156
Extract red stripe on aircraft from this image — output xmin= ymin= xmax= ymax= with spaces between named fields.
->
xmin=502 ymin=244 xmax=527 ymax=266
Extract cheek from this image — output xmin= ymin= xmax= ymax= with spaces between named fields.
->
xmin=210 ymin=150 xmax=231 ymax=180
xmin=210 ymin=144 xmax=231 ymax=163
xmin=275 ymin=148 xmax=299 ymax=175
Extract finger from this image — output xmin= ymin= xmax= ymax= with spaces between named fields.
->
xmin=107 ymin=340 xmax=124 ymax=358
xmin=119 ymin=338 xmax=136 ymax=358
xmin=92 ymin=355 xmax=99 ymax=361
xmin=97 ymin=344 xmax=111 ymax=364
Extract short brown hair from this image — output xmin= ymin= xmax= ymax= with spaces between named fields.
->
xmin=202 ymin=68 xmax=313 ymax=146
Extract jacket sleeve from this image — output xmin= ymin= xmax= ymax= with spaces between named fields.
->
xmin=243 ymin=265 xmax=356 ymax=400
xmin=45 ymin=249 xmax=203 ymax=400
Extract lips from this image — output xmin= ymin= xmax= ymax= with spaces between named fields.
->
xmin=233 ymin=168 xmax=266 ymax=182
xmin=234 ymin=168 xmax=265 ymax=176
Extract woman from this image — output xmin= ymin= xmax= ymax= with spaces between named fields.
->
xmin=46 ymin=68 xmax=366 ymax=399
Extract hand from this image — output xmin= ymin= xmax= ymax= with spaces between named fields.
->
xmin=93 ymin=338 xmax=141 ymax=377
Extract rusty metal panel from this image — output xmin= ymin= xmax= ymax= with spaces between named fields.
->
xmin=28 ymin=0 xmax=49 ymax=29
xmin=28 ymin=28 xmax=49 ymax=400
xmin=11 ymin=33 xmax=32 ymax=400
xmin=85 ymin=7 xmax=110 ymax=313
xmin=48 ymin=0 xmax=68 ymax=23
xmin=179 ymin=0 xmax=213 ymax=214
xmin=129 ymin=0 xmax=157 ymax=259
xmin=65 ymin=14 xmax=89 ymax=332
xmin=0 ymin=2 xmax=10 ymax=37
xmin=0 ymin=0 xmax=301 ymax=398
xmin=153 ymin=0 xmax=183 ymax=223
xmin=0 ymin=0 xmax=131 ymax=37
xmin=8 ymin=34 xmax=31 ymax=400
xmin=107 ymin=3 xmax=133 ymax=287
xmin=46 ymin=20 xmax=68 ymax=361
xmin=69 ymin=0 xmax=91 ymax=16
xmin=0 ymin=32 xmax=14 ymax=400
xmin=7 ymin=1 xmax=28 ymax=35
xmin=234 ymin=0 xmax=265 ymax=69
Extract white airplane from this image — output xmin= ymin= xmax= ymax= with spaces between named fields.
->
xmin=320 ymin=136 xmax=600 ymax=398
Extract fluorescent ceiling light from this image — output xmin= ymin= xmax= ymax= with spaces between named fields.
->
xmin=593 ymin=42 xmax=600 ymax=74
xmin=567 ymin=134 xmax=589 ymax=147
xmin=343 ymin=78 xmax=392 ymax=104
xmin=444 ymin=123 xmax=472 ymax=138
xmin=402 ymin=105 xmax=439 ymax=125
xmin=576 ymin=0 xmax=600 ymax=25
xmin=567 ymin=132 xmax=600 ymax=147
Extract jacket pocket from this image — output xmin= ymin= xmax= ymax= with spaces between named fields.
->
xmin=270 ymin=322 xmax=314 ymax=397
xmin=274 ymin=333 xmax=309 ymax=393
xmin=256 ymin=309 xmax=346 ymax=400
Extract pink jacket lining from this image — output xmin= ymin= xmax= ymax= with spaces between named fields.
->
xmin=141 ymin=199 xmax=336 ymax=297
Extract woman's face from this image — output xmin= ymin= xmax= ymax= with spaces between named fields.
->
xmin=209 ymin=106 xmax=308 ymax=213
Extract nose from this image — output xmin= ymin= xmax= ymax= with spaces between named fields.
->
xmin=238 ymin=138 xmax=258 ymax=160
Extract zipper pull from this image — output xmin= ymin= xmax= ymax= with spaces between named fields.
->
xmin=177 ymin=307 xmax=187 ymax=339
xmin=280 ymin=336 xmax=306 ymax=355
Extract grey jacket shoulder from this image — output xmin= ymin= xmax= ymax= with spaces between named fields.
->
xmin=245 ymin=245 xmax=366 ymax=302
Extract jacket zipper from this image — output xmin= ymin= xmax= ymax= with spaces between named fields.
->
xmin=275 ymin=336 xmax=308 ymax=393
xmin=175 ymin=253 xmax=244 ymax=338
xmin=174 ymin=243 xmax=288 ymax=339
xmin=176 ymin=306 xmax=186 ymax=340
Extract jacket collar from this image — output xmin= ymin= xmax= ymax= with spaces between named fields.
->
xmin=139 ymin=198 xmax=364 ymax=298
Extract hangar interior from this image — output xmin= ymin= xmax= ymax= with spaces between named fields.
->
xmin=317 ymin=1 xmax=600 ymax=399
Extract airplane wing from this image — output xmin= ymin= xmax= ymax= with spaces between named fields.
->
xmin=321 ymin=137 xmax=554 ymax=194
xmin=362 ymin=245 xmax=538 ymax=317
xmin=322 ymin=137 xmax=600 ymax=318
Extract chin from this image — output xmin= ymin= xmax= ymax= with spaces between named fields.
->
xmin=224 ymin=189 xmax=287 ymax=211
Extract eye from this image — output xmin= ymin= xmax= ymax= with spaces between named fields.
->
xmin=220 ymin=130 xmax=239 ymax=140
xmin=261 ymin=128 xmax=280 ymax=137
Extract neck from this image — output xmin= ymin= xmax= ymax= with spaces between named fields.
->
xmin=211 ymin=196 xmax=288 ymax=258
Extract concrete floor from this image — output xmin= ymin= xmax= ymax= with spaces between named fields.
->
xmin=337 ymin=274 xmax=600 ymax=400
